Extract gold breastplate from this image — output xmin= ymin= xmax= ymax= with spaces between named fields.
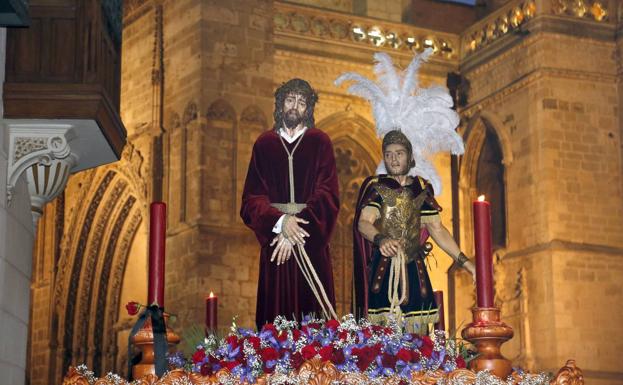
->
xmin=376 ymin=184 xmax=428 ymax=258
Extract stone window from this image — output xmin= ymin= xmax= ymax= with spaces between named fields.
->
xmin=476 ymin=125 xmax=506 ymax=250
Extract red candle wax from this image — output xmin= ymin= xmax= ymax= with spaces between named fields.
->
xmin=434 ymin=290 xmax=445 ymax=331
xmin=473 ymin=196 xmax=494 ymax=308
xmin=205 ymin=292 xmax=218 ymax=332
xmin=148 ymin=202 xmax=166 ymax=307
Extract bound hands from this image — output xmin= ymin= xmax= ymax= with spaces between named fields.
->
xmin=282 ymin=215 xmax=309 ymax=245
xmin=270 ymin=215 xmax=310 ymax=266
xmin=270 ymin=233 xmax=293 ymax=265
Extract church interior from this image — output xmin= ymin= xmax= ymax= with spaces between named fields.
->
xmin=0 ymin=0 xmax=622 ymax=384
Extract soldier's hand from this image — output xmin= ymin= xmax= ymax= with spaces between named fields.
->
xmin=463 ymin=260 xmax=476 ymax=282
xmin=283 ymin=215 xmax=309 ymax=245
xmin=380 ymin=239 xmax=401 ymax=257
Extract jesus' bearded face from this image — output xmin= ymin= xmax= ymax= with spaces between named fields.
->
xmin=383 ymin=143 xmax=412 ymax=176
xmin=283 ymin=93 xmax=308 ymax=129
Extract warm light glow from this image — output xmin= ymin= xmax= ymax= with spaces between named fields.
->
xmin=208 ymin=291 xmax=216 ymax=298
xmin=477 ymin=195 xmax=486 ymax=202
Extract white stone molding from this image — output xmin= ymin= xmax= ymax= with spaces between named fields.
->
xmin=6 ymin=123 xmax=78 ymax=226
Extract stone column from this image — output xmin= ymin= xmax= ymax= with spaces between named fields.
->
xmin=0 ymin=27 xmax=35 ymax=385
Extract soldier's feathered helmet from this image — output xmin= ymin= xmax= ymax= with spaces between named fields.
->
xmin=382 ymin=129 xmax=416 ymax=169
xmin=273 ymin=78 xmax=319 ymax=131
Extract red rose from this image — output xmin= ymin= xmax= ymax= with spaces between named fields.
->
xmin=192 ymin=349 xmax=206 ymax=364
xmin=371 ymin=344 xmax=382 ymax=355
xmin=381 ymin=353 xmax=397 ymax=369
xmin=200 ymin=363 xmax=213 ymax=376
xmin=420 ymin=345 xmax=433 ymax=358
xmin=325 ymin=319 xmax=340 ymax=330
xmin=456 ymin=356 xmax=467 ymax=369
xmin=125 ymin=301 xmax=141 ymax=316
xmin=208 ymin=354 xmax=220 ymax=364
xmin=421 ymin=336 xmax=434 ymax=348
xmin=221 ymin=360 xmax=241 ymax=370
xmin=319 ymin=346 xmax=333 ymax=361
xmin=247 ymin=336 xmax=261 ymax=351
xmin=356 ymin=353 xmax=374 ymax=372
xmin=290 ymin=352 xmax=304 ymax=369
xmin=331 ymin=349 xmax=345 ymax=365
xmin=260 ymin=347 xmax=279 ymax=362
xmin=362 ymin=328 xmax=372 ymax=339
xmin=410 ymin=349 xmax=421 ymax=362
xmin=226 ymin=335 xmax=239 ymax=349
xmin=353 ymin=347 xmax=376 ymax=371
xmin=301 ymin=345 xmax=318 ymax=360
xmin=262 ymin=323 xmax=277 ymax=335
xmin=397 ymin=348 xmax=411 ymax=362
xmin=338 ymin=331 xmax=349 ymax=340
xmin=277 ymin=331 xmax=288 ymax=342
xmin=292 ymin=329 xmax=302 ymax=341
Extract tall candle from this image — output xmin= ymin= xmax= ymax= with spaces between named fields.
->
xmin=148 ymin=202 xmax=166 ymax=307
xmin=434 ymin=290 xmax=445 ymax=331
xmin=473 ymin=195 xmax=494 ymax=308
xmin=205 ymin=292 xmax=218 ymax=332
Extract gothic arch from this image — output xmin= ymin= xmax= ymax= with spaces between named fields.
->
xmin=459 ymin=113 xmax=511 ymax=248
xmin=317 ymin=111 xmax=380 ymax=163
xmin=460 ymin=111 xmax=513 ymax=190
xmin=52 ymin=162 xmax=146 ymax=379
xmin=449 ymin=111 xmax=510 ymax=332
xmin=316 ymin=112 xmax=378 ymax=316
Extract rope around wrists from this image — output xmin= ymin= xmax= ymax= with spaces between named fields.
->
xmin=373 ymin=233 xmax=387 ymax=247
xmin=281 ymin=215 xmax=292 ymax=240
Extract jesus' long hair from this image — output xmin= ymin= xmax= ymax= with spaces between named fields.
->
xmin=273 ymin=78 xmax=319 ymax=131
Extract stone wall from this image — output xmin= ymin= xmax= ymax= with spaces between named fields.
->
xmin=0 ymin=27 xmax=36 ymax=385
xmin=459 ymin=18 xmax=623 ymax=381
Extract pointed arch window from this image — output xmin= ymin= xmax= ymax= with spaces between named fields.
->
xmin=476 ymin=124 xmax=506 ymax=250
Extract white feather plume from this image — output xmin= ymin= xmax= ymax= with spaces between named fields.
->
xmin=334 ymin=49 xmax=464 ymax=196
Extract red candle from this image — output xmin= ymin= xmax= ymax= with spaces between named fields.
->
xmin=148 ymin=202 xmax=166 ymax=307
xmin=205 ymin=292 xmax=218 ymax=332
xmin=434 ymin=290 xmax=445 ymax=331
xmin=473 ymin=195 xmax=494 ymax=308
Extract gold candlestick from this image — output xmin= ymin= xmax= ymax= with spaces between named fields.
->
xmin=461 ymin=307 xmax=514 ymax=379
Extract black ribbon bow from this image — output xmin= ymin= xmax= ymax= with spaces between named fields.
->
xmin=128 ymin=305 xmax=168 ymax=379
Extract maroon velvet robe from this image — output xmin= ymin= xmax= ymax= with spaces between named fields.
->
xmin=240 ymin=128 xmax=339 ymax=328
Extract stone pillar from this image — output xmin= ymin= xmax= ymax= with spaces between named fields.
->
xmin=0 ymin=27 xmax=35 ymax=385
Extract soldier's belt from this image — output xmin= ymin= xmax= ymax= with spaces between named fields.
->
xmin=270 ymin=202 xmax=307 ymax=215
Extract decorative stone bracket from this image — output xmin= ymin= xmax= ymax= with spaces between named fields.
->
xmin=6 ymin=123 xmax=78 ymax=226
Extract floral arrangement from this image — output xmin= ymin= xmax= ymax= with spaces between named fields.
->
xmin=167 ymin=315 xmax=472 ymax=384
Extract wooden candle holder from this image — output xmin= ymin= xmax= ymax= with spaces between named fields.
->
xmin=131 ymin=314 xmax=180 ymax=379
xmin=461 ymin=307 xmax=514 ymax=379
